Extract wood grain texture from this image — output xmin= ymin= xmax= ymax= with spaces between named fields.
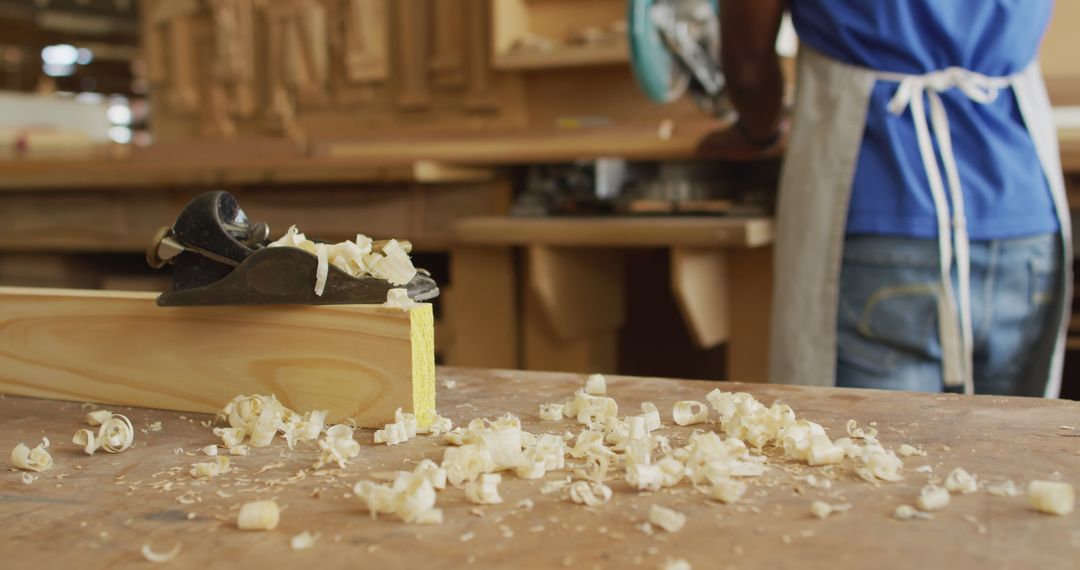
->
xmin=344 ymin=0 xmax=390 ymax=83
xmin=395 ymin=0 xmax=432 ymax=110
xmin=0 ymin=287 xmax=434 ymax=428
xmin=430 ymin=0 xmax=466 ymax=86
xmin=0 ymin=367 xmax=1077 ymax=569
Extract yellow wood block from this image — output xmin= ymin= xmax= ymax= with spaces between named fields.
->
xmin=0 ymin=287 xmax=435 ymax=428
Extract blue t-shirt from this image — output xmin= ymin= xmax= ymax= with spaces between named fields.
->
xmin=789 ymin=0 xmax=1059 ymax=240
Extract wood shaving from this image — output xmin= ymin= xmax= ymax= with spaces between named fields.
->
xmin=78 ymin=413 xmax=134 ymax=453
xmin=893 ymin=504 xmax=933 ymax=520
xmin=944 ymin=467 xmax=977 ymax=494
xmin=709 ymin=479 xmax=748 ymax=504
xmin=809 ymin=500 xmax=851 ymax=519
xmin=11 ymin=439 xmax=52 ymax=472
xmin=1028 ymin=480 xmax=1074 ymax=515
xmin=916 ymin=485 xmax=950 ymax=511
xmin=584 ymin=373 xmax=607 ymax=396
xmin=465 ymin=473 xmax=503 ymax=504
xmin=539 ymin=404 xmax=564 ymax=421
xmin=141 ymin=543 xmax=181 ymax=563
xmin=898 ymin=444 xmax=926 ymax=457
xmin=566 ymin=481 xmax=612 ymax=506
xmin=987 ymin=480 xmax=1020 ymax=497
xmin=237 ymin=500 xmax=280 ymax=530
xmin=190 ymin=457 xmax=231 ymax=478
xmin=315 ymin=425 xmax=361 ymax=468
xmin=661 ymin=558 xmax=692 ymax=570
xmin=383 ymin=288 xmax=417 ymax=311
xmin=291 ymin=531 xmax=320 ymax=550
xmin=649 ymin=505 xmax=687 ymax=532
xmin=86 ymin=410 xmax=112 ymax=426
xmin=672 ymin=401 xmax=708 ymax=426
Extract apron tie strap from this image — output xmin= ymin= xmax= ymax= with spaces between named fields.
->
xmin=877 ymin=67 xmax=1013 ymax=394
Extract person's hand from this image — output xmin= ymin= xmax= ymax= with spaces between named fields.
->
xmin=696 ymin=116 xmax=790 ymax=161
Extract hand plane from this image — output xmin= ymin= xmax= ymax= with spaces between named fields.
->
xmin=147 ymin=191 xmax=440 ymax=306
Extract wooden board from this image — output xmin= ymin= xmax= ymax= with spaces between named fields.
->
xmin=0 ymin=182 xmax=507 ymax=254
xmin=0 ymin=367 xmax=1077 ymax=568
xmin=0 ymin=153 xmax=496 ymax=191
xmin=455 ymin=216 xmax=775 ymax=248
xmin=0 ymin=287 xmax=435 ymax=428
xmin=322 ymin=122 xmax=723 ymax=165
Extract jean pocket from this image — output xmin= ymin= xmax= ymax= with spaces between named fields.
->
xmin=1028 ymin=257 xmax=1056 ymax=307
xmin=1021 ymin=257 xmax=1059 ymax=347
xmin=838 ymin=268 xmax=940 ymax=375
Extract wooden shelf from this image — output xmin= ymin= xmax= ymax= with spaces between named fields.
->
xmin=0 ymin=151 xmax=496 ymax=191
xmin=494 ymin=38 xmax=628 ymax=70
xmin=323 ymin=121 xmax=728 ymax=165
xmin=454 ymin=216 xmax=774 ymax=248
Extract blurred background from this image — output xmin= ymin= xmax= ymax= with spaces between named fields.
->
xmin=0 ymin=0 xmax=1078 ymax=396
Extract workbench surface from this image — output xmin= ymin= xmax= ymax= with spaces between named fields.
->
xmin=1 ymin=368 xmax=1077 ymax=569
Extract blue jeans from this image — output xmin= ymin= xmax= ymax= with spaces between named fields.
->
xmin=836 ymin=233 xmax=1061 ymax=395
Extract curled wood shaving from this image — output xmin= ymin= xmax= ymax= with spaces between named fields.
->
xmin=190 ymin=456 xmax=231 ymax=478
xmin=383 ymin=288 xmax=417 ymax=311
xmin=95 ymin=413 xmax=134 ymax=453
xmin=354 ymin=463 xmax=444 ymax=524
xmin=539 ymin=404 xmax=564 ymax=421
xmin=10 ymin=439 xmax=52 ymax=472
xmin=141 ymin=543 xmax=181 ymax=563
xmin=944 ymin=467 xmax=977 ymax=494
xmin=465 ymin=473 xmax=503 ymax=504
xmin=672 ymin=401 xmax=708 ymax=426
xmin=565 ymin=481 xmax=612 ymax=506
xmin=315 ymin=425 xmax=360 ymax=468
xmin=442 ymin=444 xmax=495 ymax=486
xmin=86 ymin=410 xmax=112 ymax=426
xmin=584 ymin=374 xmax=607 ymax=396
xmin=916 ymin=484 xmax=950 ymax=511
xmin=640 ymin=402 xmax=662 ymax=431
xmin=418 ymin=413 xmax=453 ymax=436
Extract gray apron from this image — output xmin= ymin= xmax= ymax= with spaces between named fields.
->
xmin=770 ymin=46 xmax=1073 ymax=397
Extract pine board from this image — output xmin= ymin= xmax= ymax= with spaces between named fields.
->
xmin=0 ymin=287 xmax=435 ymax=428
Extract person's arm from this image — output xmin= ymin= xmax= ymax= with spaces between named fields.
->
xmin=720 ymin=0 xmax=787 ymax=144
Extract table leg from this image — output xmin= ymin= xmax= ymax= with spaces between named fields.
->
xmin=726 ymin=246 xmax=773 ymax=382
xmin=523 ymin=246 xmax=624 ymax=373
xmin=669 ymin=246 xmax=772 ymax=382
xmin=444 ymin=246 xmax=518 ymax=369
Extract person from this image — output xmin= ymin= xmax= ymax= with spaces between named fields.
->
xmin=708 ymin=0 xmax=1072 ymax=396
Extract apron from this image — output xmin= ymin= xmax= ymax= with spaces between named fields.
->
xmin=770 ymin=46 xmax=1073 ymax=397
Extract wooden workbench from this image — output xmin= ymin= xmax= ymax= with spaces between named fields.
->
xmin=445 ymin=217 xmax=774 ymax=380
xmin=3 ymin=367 xmax=1076 ymax=569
